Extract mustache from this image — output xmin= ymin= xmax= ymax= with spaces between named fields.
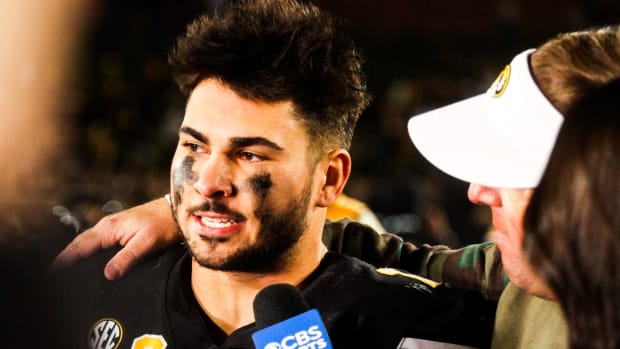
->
xmin=187 ymin=200 xmax=246 ymax=221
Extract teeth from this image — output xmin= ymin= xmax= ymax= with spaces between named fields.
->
xmin=200 ymin=217 xmax=237 ymax=228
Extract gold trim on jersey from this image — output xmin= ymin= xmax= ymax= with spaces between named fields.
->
xmin=376 ymin=267 xmax=441 ymax=288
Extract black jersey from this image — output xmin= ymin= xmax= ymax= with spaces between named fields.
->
xmin=58 ymin=244 xmax=495 ymax=349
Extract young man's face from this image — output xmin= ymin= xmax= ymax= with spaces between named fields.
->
xmin=170 ymin=78 xmax=321 ymax=273
xmin=468 ymin=184 xmax=553 ymax=299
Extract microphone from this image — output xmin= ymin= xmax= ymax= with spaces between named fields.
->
xmin=252 ymin=283 xmax=333 ymax=349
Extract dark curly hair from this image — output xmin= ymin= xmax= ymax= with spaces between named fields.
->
xmin=169 ymin=0 xmax=370 ymax=154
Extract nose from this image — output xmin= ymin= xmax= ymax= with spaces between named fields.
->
xmin=193 ymin=155 xmax=234 ymax=198
xmin=467 ymin=183 xmax=501 ymax=207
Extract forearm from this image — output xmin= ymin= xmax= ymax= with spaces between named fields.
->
xmin=419 ymin=242 xmax=506 ymax=300
xmin=323 ymin=219 xmax=506 ymax=300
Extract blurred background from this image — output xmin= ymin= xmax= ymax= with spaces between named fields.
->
xmin=2 ymin=0 xmax=620 ymax=256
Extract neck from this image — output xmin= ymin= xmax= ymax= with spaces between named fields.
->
xmin=190 ymin=231 xmax=327 ymax=335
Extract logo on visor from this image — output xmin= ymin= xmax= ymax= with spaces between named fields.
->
xmin=489 ymin=64 xmax=511 ymax=97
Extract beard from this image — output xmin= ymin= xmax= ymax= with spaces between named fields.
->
xmin=178 ymin=180 xmax=312 ymax=273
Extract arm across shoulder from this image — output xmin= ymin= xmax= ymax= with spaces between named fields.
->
xmin=323 ymin=219 xmax=506 ymax=301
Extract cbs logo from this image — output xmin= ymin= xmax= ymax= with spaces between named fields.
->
xmin=261 ymin=325 xmax=327 ymax=349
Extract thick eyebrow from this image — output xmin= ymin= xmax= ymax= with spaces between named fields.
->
xmin=231 ymin=137 xmax=284 ymax=151
xmin=179 ymin=126 xmax=208 ymax=144
xmin=179 ymin=126 xmax=283 ymax=151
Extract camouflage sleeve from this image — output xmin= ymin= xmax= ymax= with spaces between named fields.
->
xmin=322 ymin=219 xmax=507 ymax=301
xmin=419 ymin=242 xmax=507 ymax=301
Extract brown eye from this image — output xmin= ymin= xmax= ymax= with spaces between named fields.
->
xmin=183 ymin=142 xmax=203 ymax=153
xmin=238 ymin=151 xmax=264 ymax=162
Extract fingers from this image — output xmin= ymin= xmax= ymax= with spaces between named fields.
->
xmin=104 ymin=248 xmax=139 ymax=281
xmin=51 ymin=196 xmax=179 ymax=280
xmin=51 ymin=213 xmax=133 ymax=270
xmin=103 ymin=229 xmax=161 ymax=280
xmin=51 ymin=228 xmax=105 ymax=269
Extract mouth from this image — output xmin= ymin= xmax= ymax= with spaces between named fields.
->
xmin=190 ymin=211 xmax=247 ymax=239
xmin=199 ymin=216 xmax=241 ymax=229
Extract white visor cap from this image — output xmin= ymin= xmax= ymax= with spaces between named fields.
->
xmin=407 ymin=49 xmax=564 ymax=188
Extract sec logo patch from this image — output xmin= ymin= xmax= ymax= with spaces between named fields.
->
xmin=131 ymin=334 xmax=168 ymax=349
xmin=89 ymin=318 xmax=123 ymax=349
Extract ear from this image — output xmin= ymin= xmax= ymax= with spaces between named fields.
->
xmin=315 ymin=149 xmax=351 ymax=208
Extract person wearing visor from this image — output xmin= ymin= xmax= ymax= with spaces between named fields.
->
xmin=409 ymin=47 xmax=563 ymax=302
xmin=408 ymin=26 xmax=620 ymax=348
xmin=54 ymin=26 xmax=620 ymax=348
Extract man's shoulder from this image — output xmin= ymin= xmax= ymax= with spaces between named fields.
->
xmin=311 ymin=253 xmax=459 ymax=318
xmin=63 ymin=242 xmax=186 ymax=284
xmin=53 ymin=244 xmax=188 ymax=348
xmin=321 ymin=252 xmax=440 ymax=293
xmin=308 ymin=253 xmax=496 ymax=349
xmin=53 ymin=242 xmax=187 ymax=314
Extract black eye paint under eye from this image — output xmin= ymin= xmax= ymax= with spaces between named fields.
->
xmin=249 ymin=173 xmax=273 ymax=201
xmin=172 ymin=155 xmax=197 ymax=205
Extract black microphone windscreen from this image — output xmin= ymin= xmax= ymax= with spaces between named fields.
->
xmin=253 ymin=283 xmax=310 ymax=330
